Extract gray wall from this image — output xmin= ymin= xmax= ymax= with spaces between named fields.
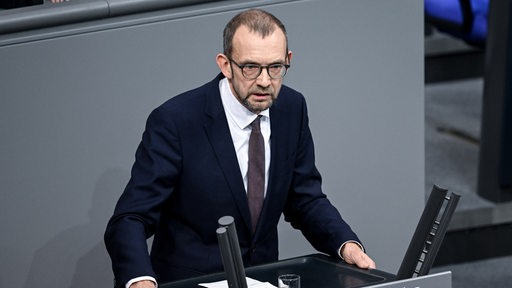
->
xmin=0 ymin=0 xmax=424 ymax=287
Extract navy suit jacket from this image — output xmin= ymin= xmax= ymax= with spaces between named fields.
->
xmin=105 ymin=74 xmax=361 ymax=286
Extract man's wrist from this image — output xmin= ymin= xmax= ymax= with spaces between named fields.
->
xmin=338 ymin=240 xmax=364 ymax=260
xmin=126 ymin=276 xmax=157 ymax=288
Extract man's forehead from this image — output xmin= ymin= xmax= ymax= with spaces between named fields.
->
xmin=233 ymin=24 xmax=283 ymax=40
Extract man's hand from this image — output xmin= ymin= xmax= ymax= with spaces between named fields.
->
xmin=130 ymin=280 xmax=156 ymax=288
xmin=341 ymin=242 xmax=376 ymax=269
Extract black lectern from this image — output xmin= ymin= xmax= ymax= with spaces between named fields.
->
xmin=160 ymin=253 xmax=396 ymax=288
xmin=162 ymin=215 xmax=396 ymax=288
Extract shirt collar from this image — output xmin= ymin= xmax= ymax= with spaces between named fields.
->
xmin=219 ymin=77 xmax=269 ymax=129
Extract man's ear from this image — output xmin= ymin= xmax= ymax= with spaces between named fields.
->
xmin=216 ymin=53 xmax=232 ymax=79
xmin=287 ymin=50 xmax=293 ymax=64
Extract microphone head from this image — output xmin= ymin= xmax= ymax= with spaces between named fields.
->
xmin=218 ymin=215 xmax=234 ymax=227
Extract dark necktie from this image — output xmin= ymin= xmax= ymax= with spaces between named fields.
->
xmin=247 ymin=115 xmax=265 ymax=232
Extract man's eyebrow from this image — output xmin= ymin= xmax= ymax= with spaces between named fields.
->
xmin=239 ymin=59 xmax=286 ymax=65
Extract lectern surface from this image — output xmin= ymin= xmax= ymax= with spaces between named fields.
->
xmin=161 ymin=254 xmax=396 ymax=288
xmin=364 ymin=271 xmax=451 ymax=288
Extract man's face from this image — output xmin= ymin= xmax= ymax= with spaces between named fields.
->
xmin=222 ymin=25 xmax=291 ymax=114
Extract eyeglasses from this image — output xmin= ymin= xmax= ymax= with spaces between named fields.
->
xmin=229 ymin=58 xmax=290 ymax=80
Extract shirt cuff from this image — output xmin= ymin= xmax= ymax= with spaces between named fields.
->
xmin=338 ymin=240 xmax=365 ymax=260
xmin=125 ymin=276 xmax=157 ymax=288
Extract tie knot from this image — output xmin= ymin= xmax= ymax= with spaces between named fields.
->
xmin=250 ymin=115 xmax=262 ymax=132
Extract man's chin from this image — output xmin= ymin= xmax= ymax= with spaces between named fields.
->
xmin=246 ymin=101 xmax=272 ymax=113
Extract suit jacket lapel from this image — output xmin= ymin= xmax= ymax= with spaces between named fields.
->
xmin=203 ymin=75 xmax=253 ymax=232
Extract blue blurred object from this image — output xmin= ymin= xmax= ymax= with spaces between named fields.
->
xmin=425 ymin=0 xmax=488 ymax=47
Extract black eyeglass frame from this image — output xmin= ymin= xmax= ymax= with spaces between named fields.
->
xmin=228 ymin=57 xmax=290 ymax=80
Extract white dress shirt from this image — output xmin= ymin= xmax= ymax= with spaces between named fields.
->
xmin=219 ymin=77 xmax=271 ymax=196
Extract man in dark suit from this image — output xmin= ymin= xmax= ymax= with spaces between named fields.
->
xmin=105 ymin=8 xmax=376 ymax=288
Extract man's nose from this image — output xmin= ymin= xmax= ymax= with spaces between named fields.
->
xmin=256 ymin=67 xmax=272 ymax=86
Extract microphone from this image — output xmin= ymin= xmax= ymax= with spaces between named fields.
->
xmin=216 ymin=216 xmax=248 ymax=288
